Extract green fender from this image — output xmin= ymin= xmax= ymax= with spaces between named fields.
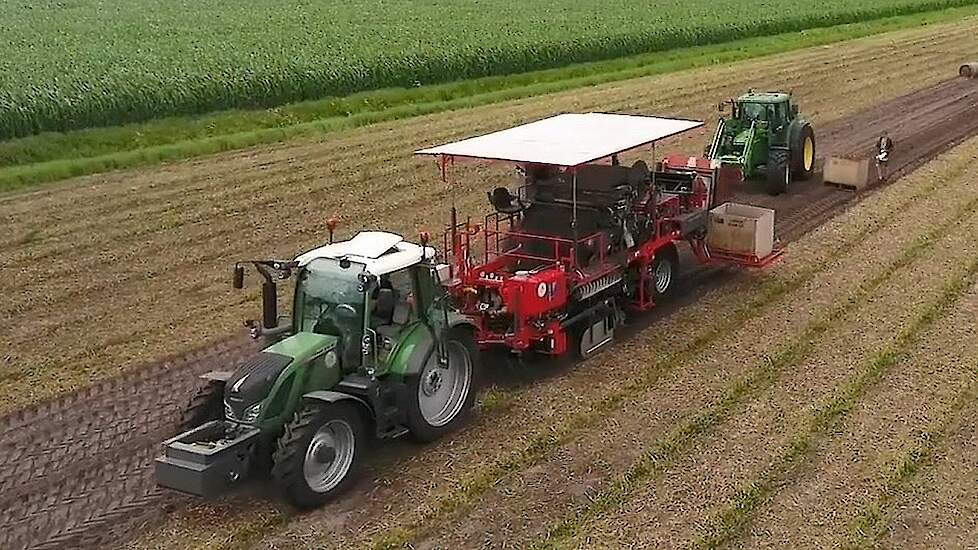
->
xmin=386 ymin=314 xmax=477 ymax=378
xmin=303 ymin=390 xmax=373 ymax=420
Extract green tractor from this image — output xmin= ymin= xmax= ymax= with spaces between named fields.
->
xmin=155 ymin=230 xmax=480 ymax=508
xmin=706 ymin=91 xmax=816 ymax=195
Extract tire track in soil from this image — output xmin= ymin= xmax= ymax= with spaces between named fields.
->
xmin=411 ymin=152 xmax=978 ymax=550
xmin=3 ymin=40 xmax=978 ymax=550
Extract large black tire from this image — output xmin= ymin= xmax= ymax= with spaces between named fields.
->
xmin=790 ymin=124 xmax=816 ymax=180
xmin=648 ymin=244 xmax=679 ymax=299
xmin=272 ymin=401 xmax=365 ymax=509
xmin=405 ymin=327 xmax=480 ymax=443
xmin=766 ymin=149 xmax=790 ymax=195
xmin=178 ymin=382 xmax=223 ymax=432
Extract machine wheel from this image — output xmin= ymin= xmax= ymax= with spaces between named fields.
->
xmin=766 ymin=149 xmax=790 ymax=195
xmin=791 ymin=124 xmax=816 ymax=180
xmin=272 ymin=401 xmax=365 ymax=509
xmin=178 ymin=382 xmax=223 ymax=432
xmin=406 ymin=327 xmax=479 ymax=443
xmin=648 ymin=244 xmax=679 ymax=298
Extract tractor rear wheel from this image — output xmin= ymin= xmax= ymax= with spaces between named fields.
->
xmin=406 ymin=327 xmax=479 ymax=443
xmin=766 ymin=149 xmax=790 ymax=195
xmin=272 ymin=401 xmax=365 ymax=509
xmin=791 ymin=124 xmax=816 ymax=180
xmin=178 ymin=382 xmax=223 ymax=432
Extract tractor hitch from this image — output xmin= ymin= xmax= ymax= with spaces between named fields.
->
xmin=155 ymin=420 xmax=260 ymax=498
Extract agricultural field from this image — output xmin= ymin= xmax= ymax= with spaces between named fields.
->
xmin=2 ymin=0 xmax=978 ymax=140
xmin=2 ymin=12 xmax=978 ymax=549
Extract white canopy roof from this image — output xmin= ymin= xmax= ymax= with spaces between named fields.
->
xmin=416 ymin=113 xmax=703 ymax=167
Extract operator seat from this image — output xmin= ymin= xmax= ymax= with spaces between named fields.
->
xmin=372 ymin=288 xmax=396 ymax=326
xmin=489 ymin=187 xmax=526 ymax=214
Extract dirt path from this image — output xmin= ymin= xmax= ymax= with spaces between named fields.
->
xmin=1 ymin=18 xmax=977 ymax=550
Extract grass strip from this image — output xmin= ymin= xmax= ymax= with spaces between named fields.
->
xmin=3 ymin=5 xmax=978 ymax=195
xmin=367 ymin=144 xmax=977 ymax=550
xmin=528 ymin=194 xmax=978 ymax=550
xmin=839 ymin=378 xmax=978 ymax=549
xmin=690 ymin=257 xmax=978 ymax=549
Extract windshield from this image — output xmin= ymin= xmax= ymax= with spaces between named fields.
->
xmin=294 ymin=258 xmax=366 ymax=335
xmin=738 ymin=102 xmax=769 ymax=122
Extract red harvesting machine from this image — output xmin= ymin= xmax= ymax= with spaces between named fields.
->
xmin=416 ymin=113 xmax=780 ymax=358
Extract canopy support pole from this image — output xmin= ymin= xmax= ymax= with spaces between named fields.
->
xmin=571 ymin=168 xmax=578 ymax=268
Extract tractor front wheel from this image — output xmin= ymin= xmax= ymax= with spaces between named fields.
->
xmin=766 ymin=149 xmax=791 ymax=195
xmin=178 ymin=382 xmax=223 ymax=432
xmin=406 ymin=328 xmax=479 ymax=443
xmin=791 ymin=124 xmax=816 ymax=180
xmin=272 ymin=401 xmax=365 ymax=509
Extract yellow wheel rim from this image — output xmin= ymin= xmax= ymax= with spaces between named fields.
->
xmin=803 ymin=136 xmax=814 ymax=171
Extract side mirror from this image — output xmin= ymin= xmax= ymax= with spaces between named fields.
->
xmin=790 ymin=105 xmax=799 ymax=118
xmin=232 ymin=265 xmax=245 ymax=289
xmin=717 ymin=102 xmax=726 ymax=113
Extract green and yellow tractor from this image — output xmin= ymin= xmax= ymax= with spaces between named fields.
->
xmin=155 ymin=230 xmax=480 ymax=508
xmin=706 ymin=91 xmax=816 ymax=195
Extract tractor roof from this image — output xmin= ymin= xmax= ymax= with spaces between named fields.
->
xmin=295 ymin=231 xmax=434 ymax=276
xmin=416 ymin=113 xmax=703 ymax=167
xmin=737 ymin=91 xmax=790 ymax=103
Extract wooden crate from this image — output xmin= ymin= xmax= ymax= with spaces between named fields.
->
xmin=823 ymin=156 xmax=871 ymax=191
xmin=707 ymin=202 xmax=774 ymax=259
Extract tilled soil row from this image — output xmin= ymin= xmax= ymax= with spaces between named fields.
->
xmin=3 ymin=21 xmax=977 ymax=417
xmin=3 ymin=21 xmax=978 ymax=550
xmin=686 ymin=233 xmax=978 ymax=550
xmin=738 ymin=285 xmax=978 ymax=549
xmin=0 ymin=334 xmax=259 ymax=550
xmin=880 ymin=388 xmax=978 ymax=548
xmin=394 ymin=145 xmax=978 ymax=550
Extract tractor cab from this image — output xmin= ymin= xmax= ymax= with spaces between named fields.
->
xmin=291 ymin=231 xmax=443 ymax=376
xmin=730 ymin=92 xmax=796 ymax=143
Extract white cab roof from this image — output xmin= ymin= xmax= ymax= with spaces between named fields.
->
xmin=295 ymin=231 xmax=435 ymax=276
xmin=416 ymin=113 xmax=703 ymax=167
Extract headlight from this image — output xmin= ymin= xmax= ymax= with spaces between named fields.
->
xmin=241 ymin=402 xmax=262 ymax=424
xmin=323 ymin=350 xmax=338 ymax=369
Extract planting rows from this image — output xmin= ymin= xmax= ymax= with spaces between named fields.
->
xmin=2 ymin=18 xmax=978 ymax=550
xmin=2 ymin=0 xmax=978 ymax=138
xmin=3 ymin=18 xmax=978 ymax=417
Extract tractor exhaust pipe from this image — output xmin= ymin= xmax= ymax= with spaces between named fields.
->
xmin=960 ymin=63 xmax=978 ymax=78
xmin=262 ymin=281 xmax=277 ymax=330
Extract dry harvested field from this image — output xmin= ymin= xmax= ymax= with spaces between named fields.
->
xmin=1 ymin=15 xmax=978 ymax=550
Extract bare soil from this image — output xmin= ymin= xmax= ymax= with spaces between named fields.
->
xmin=1 ymin=16 xmax=977 ymax=550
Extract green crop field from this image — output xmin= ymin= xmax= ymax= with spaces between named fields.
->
xmin=2 ymin=0 xmax=975 ymax=140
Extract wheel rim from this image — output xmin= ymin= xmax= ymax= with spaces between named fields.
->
xmin=303 ymin=419 xmax=355 ymax=493
xmin=803 ymin=136 xmax=814 ymax=171
xmin=418 ymin=341 xmax=472 ymax=427
xmin=653 ymin=258 xmax=672 ymax=294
